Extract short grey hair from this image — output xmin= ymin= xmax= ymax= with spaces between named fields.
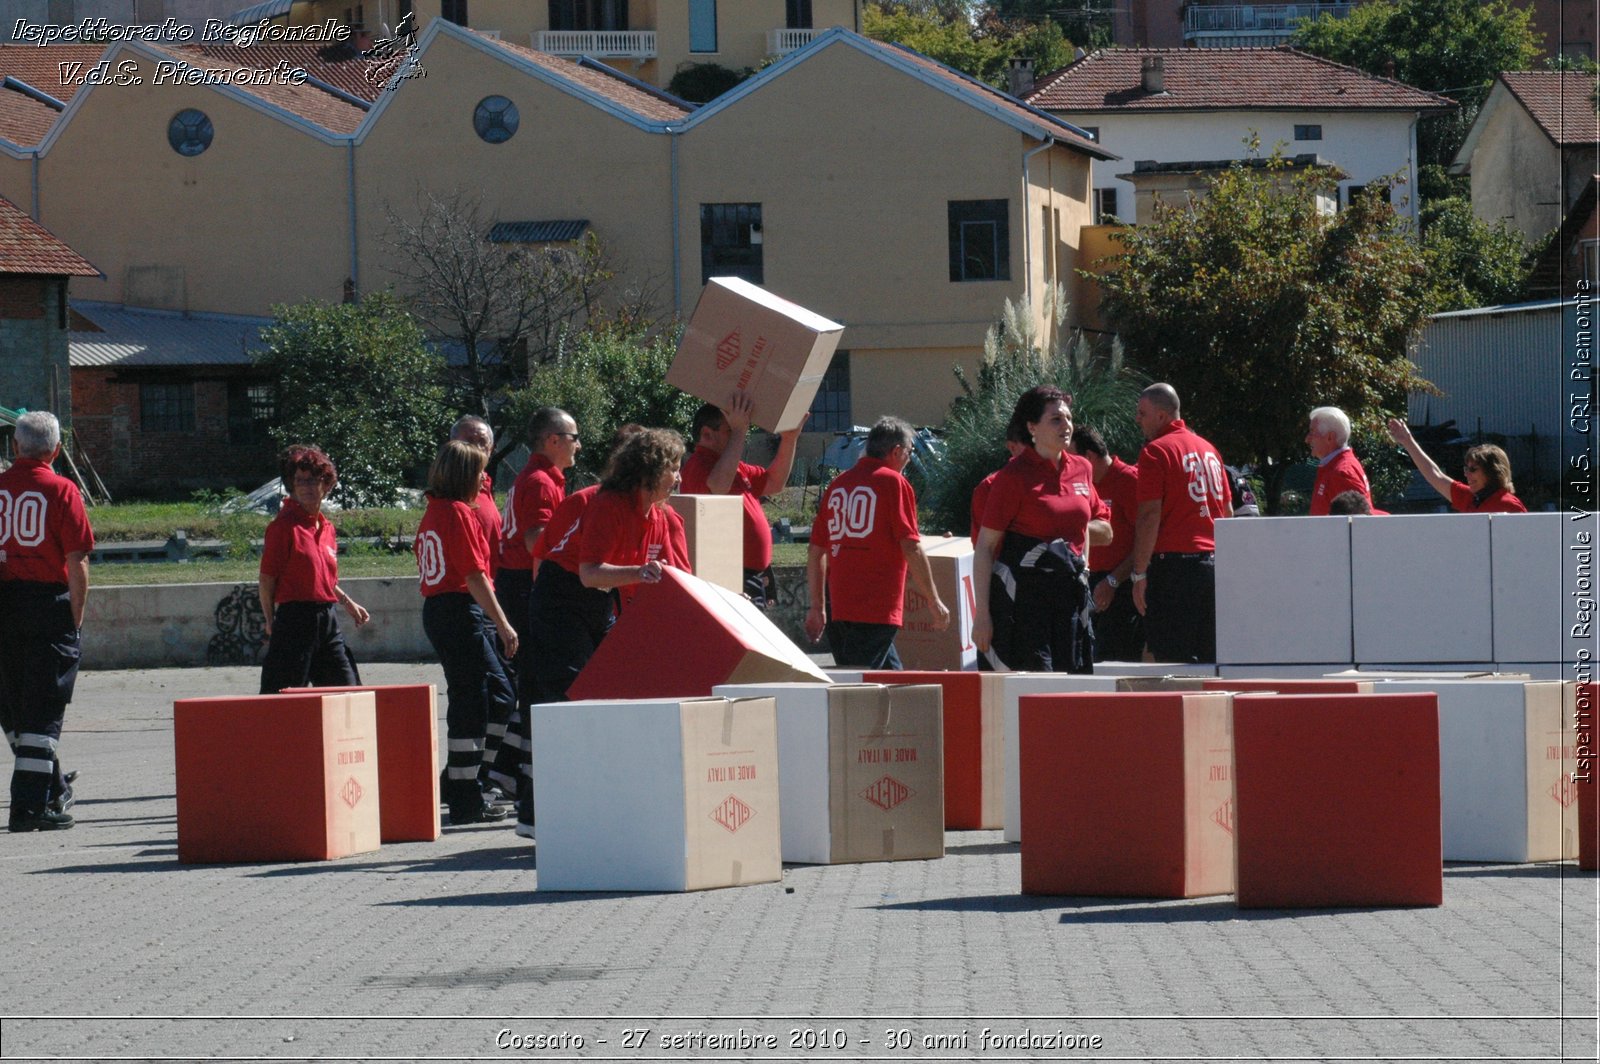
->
xmin=865 ymin=416 xmax=915 ymax=459
xmin=450 ymin=414 xmax=493 ymax=449
xmin=1140 ymin=382 xmax=1180 ymax=415
xmin=13 ymin=410 xmax=61 ymax=459
xmin=1309 ymin=406 xmax=1351 ymax=447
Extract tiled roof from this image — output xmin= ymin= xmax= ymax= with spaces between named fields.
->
xmin=174 ymin=42 xmax=381 ymax=103
xmin=0 ymin=45 xmax=109 ymax=103
xmin=0 ymin=83 xmax=61 ymax=146
xmin=473 ymin=33 xmax=692 ymax=123
xmin=1500 ymin=72 xmax=1600 ymax=147
xmin=488 ymin=220 xmax=590 ymax=242
xmin=141 ymin=42 xmax=368 ymax=134
xmin=68 ymin=301 xmax=270 ymax=367
xmin=0 ymin=196 xmax=98 ymax=277
xmin=1026 ymin=47 xmax=1454 ymax=113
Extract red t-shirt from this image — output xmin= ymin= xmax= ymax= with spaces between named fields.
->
xmin=578 ymin=490 xmax=673 ymax=572
xmin=538 ymin=485 xmax=599 ymax=572
xmin=1093 ymin=457 xmax=1139 ymax=573
xmin=1309 ymin=448 xmax=1373 ymax=516
xmin=259 ymin=498 xmax=339 ymax=603
xmin=470 ymin=472 xmax=502 ymax=577
xmin=970 ymin=471 xmax=1000 ymax=544
xmin=500 ymin=454 xmax=565 ymax=571
xmin=680 ymin=444 xmax=773 ymax=570
xmin=619 ymin=504 xmax=692 ymax=611
xmin=415 ymin=495 xmax=490 ymax=597
xmin=1449 ymin=481 xmax=1528 ymax=514
xmin=816 ymin=457 xmax=921 ymax=626
xmin=0 ymin=457 xmax=94 ymax=585
xmin=1136 ymin=419 xmax=1232 ymax=553
xmin=981 ymin=448 xmax=1109 ymax=554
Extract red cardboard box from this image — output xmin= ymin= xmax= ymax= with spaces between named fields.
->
xmin=287 ymin=684 xmax=439 ymax=843
xmin=1579 ymin=684 xmax=1597 ymax=872
xmin=570 ymin=568 xmax=828 ymax=700
xmin=174 ymin=691 xmax=381 ymax=863
xmin=863 ymin=670 xmax=1002 ymax=829
xmin=1232 ymin=693 xmax=1443 ymax=907
xmin=1018 ymin=692 xmax=1234 ymax=898
xmin=1201 ymin=679 xmax=1374 ymax=694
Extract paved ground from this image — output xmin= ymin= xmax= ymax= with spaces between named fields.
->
xmin=0 ymin=663 xmax=1595 ymax=1063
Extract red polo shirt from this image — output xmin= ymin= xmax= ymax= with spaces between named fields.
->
xmin=816 ymin=456 xmax=920 ymax=626
xmin=578 ymin=490 xmax=672 ymax=571
xmin=1449 ymin=481 xmax=1528 ymax=514
xmin=538 ymin=485 xmax=599 ymax=571
xmin=259 ymin=498 xmax=339 ymax=603
xmin=0 ymin=457 xmax=94 ymax=585
xmin=981 ymin=447 xmax=1108 ymax=554
xmin=970 ymin=470 xmax=1000 ymax=544
xmin=415 ymin=495 xmax=490 ymax=597
xmin=680 ymin=444 xmax=773 ymax=570
xmin=470 ymin=472 xmax=501 ymax=577
xmin=501 ymin=454 xmax=566 ymax=571
xmin=1310 ymin=448 xmax=1373 ymax=516
xmin=1136 ymin=419 xmax=1232 ymax=553
xmin=1093 ymin=456 xmax=1139 ymax=572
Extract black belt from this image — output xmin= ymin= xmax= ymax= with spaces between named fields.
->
xmin=1153 ymin=551 xmax=1213 ymax=561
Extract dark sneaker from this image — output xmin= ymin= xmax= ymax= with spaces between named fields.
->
xmin=449 ymin=803 xmax=510 ymax=825
xmin=9 ymin=808 xmax=75 ymax=832
xmin=51 ymin=778 xmax=75 ymax=815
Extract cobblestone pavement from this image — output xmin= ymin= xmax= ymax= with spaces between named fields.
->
xmin=0 ymin=664 xmax=1594 ymax=1063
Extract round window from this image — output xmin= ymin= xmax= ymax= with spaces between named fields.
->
xmin=167 ymin=109 xmax=214 ymax=156
xmin=473 ymin=96 xmax=519 ymax=144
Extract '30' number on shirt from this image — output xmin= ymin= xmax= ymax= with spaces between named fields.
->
xmin=826 ymin=486 xmax=878 ymax=540
xmin=416 ymin=530 xmax=446 ymax=587
xmin=1181 ymin=452 xmax=1226 ymax=508
xmin=0 ymin=490 xmax=48 ymax=548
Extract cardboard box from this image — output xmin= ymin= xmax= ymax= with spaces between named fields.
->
xmin=715 ymin=682 xmax=944 ymax=863
xmin=1580 ymin=685 xmax=1598 ymax=872
xmin=1493 ymin=663 xmax=1571 ymax=681
xmin=1352 ymin=513 xmax=1493 ymax=663
xmin=1490 ymin=513 xmax=1569 ymax=664
xmin=530 ymin=696 xmax=782 ymax=892
xmin=1216 ymin=516 xmax=1353 ymax=664
xmin=174 ymin=691 xmax=381 ymax=864
xmin=1019 ymin=692 xmax=1235 ymax=898
xmin=1231 ymin=693 xmax=1443 ymax=908
xmin=863 ymin=670 xmax=1003 ymax=829
xmin=1377 ymin=680 xmax=1577 ymax=862
xmin=1094 ymin=662 xmax=1219 ymax=677
xmin=1114 ymin=676 xmax=1210 ymax=692
xmin=287 ymin=684 xmax=440 ymax=843
xmin=1220 ymin=664 xmax=1368 ymax=679
xmin=569 ymin=567 xmax=828 ymax=700
xmin=1200 ymin=679 xmax=1374 ymax=694
xmin=663 ymin=494 xmax=744 ymax=595
xmin=667 ymin=277 xmax=844 ymax=432
xmin=1356 ymin=667 xmax=1529 ymax=679
xmin=895 ymin=536 xmax=979 ymax=672
xmin=1000 ymin=674 xmax=1129 ymax=842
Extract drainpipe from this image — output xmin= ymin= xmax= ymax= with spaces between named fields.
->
xmin=1407 ymin=114 xmax=1420 ymax=229
xmin=30 ymin=149 xmax=40 ymax=220
xmin=669 ymin=124 xmax=682 ymax=316
xmin=347 ymin=140 xmax=360 ymax=298
xmin=1022 ymin=136 xmax=1055 ymax=327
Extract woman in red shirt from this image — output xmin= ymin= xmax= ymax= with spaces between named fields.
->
xmin=258 ymin=446 xmax=369 ymax=694
xmin=973 ymin=386 xmax=1112 ymax=673
xmin=416 ymin=440 xmax=520 ymax=825
xmin=1386 ymin=419 xmax=1528 ymax=514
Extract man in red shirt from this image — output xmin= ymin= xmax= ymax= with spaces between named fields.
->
xmin=1307 ymin=406 xmax=1374 ymax=516
xmin=679 ymin=393 xmax=801 ymax=609
xmin=804 ymin=417 xmax=948 ymax=668
xmin=451 ymin=416 xmax=503 ymax=577
xmin=0 ymin=412 xmax=94 ymax=831
xmin=1070 ymin=425 xmax=1144 ymax=663
xmin=1127 ymin=383 xmax=1233 ymax=664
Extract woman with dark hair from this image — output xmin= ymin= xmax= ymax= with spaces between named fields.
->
xmin=258 ymin=445 xmax=369 ymax=694
xmin=972 ymin=386 xmax=1112 ymax=672
xmin=416 ymin=439 xmax=520 ymax=825
xmin=1386 ymin=419 xmax=1528 ymax=514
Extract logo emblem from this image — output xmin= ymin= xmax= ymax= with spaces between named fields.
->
xmin=1210 ymin=798 xmax=1234 ymax=835
xmin=711 ymin=794 xmax=753 ymax=833
xmin=905 ymin=589 xmax=929 ymax=613
xmin=340 ymin=776 xmax=364 ymax=809
xmin=1551 ymin=777 xmax=1578 ymax=808
xmin=715 ymin=329 xmax=741 ymax=371
xmin=860 ymin=775 xmax=912 ymax=811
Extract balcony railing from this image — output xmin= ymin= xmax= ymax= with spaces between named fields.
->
xmin=535 ymin=30 xmax=657 ymax=59
xmin=1183 ymin=3 xmax=1352 ymax=40
xmin=767 ymin=27 xmax=822 ymax=55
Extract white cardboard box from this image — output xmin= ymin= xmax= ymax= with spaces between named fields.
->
xmin=530 ymin=696 xmax=782 ymax=891
xmin=1218 ymin=663 xmax=1356 ymax=679
xmin=1000 ymin=673 xmax=1126 ymax=842
xmin=1495 ymin=663 xmax=1574 ymax=680
xmin=1216 ymin=516 xmax=1353 ymax=664
xmin=1490 ymin=512 xmax=1569 ymax=664
xmin=1352 ymin=514 xmax=1493 ymax=663
xmin=1094 ymin=662 xmax=1219 ymax=677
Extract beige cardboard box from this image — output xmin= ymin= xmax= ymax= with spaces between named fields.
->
xmin=897 ymin=536 xmax=979 ymax=672
xmin=664 ymin=494 xmax=744 ymax=595
xmin=668 ymin=276 xmax=845 ymax=432
xmin=530 ymin=696 xmax=782 ymax=892
xmin=1115 ymin=676 xmax=1211 ymax=692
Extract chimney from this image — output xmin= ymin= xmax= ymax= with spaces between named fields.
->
xmin=1141 ymin=55 xmax=1165 ymax=93
xmin=1008 ymin=57 xmax=1034 ymax=99
xmin=1382 ymin=58 xmax=1397 ymax=79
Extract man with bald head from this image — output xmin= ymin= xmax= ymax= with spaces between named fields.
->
xmin=1126 ymin=383 xmax=1232 ymax=664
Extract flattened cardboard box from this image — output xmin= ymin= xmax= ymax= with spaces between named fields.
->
xmin=828 ymin=684 xmax=945 ymax=863
xmin=663 ymin=494 xmax=744 ymax=595
xmin=668 ymin=276 xmax=844 ymax=432
xmin=896 ymin=536 xmax=979 ymax=672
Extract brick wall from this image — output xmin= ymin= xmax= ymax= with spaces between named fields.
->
xmin=0 ymin=277 xmax=72 ymax=423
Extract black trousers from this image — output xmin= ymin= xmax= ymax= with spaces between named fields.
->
xmin=744 ymin=566 xmax=774 ymax=609
xmin=1089 ymin=572 xmax=1146 ymax=663
xmin=1145 ymin=552 xmax=1217 ymax=664
xmin=0 ymin=582 xmax=80 ymax=812
xmin=423 ymin=592 xmax=515 ymax=816
xmin=826 ymin=620 xmax=902 ymax=669
xmin=988 ymin=534 xmax=1094 ymax=674
xmin=259 ymin=601 xmax=360 ymax=694
xmin=493 ymin=566 xmax=534 ymax=710
xmin=526 ymin=561 xmax=615 ymax=705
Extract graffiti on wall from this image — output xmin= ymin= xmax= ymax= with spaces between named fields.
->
xmin=206 ymin=584 xmax=267 ymax=666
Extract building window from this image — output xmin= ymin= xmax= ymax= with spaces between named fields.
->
xmin=167 ymin=109 xmax=213 ymax=156
xmin=550 ymin=0 xmax=629 ymax=31
xmin=807 ymin=350 xmax=850 ymax=432
xmin=786 ymin=0 xmax=812 ymax=28
xmin=700 ymin=203 xmax=762 ymax=285
xmin=228 ymin=380 xmax=274 ymax=445
xmin=1580 ymin=239 xmax=1599 ymax=284
xmin=473 ymin=96 xmax=519 ymax=143
xmin=1093 ymin=187 xmax=1119 ymax=224
xmin=343 ymin=4 xmax=364 ymax=29
xmin=689 ymin=0 xmax=717 ymax=52
xmin=1077 ymin=125 xmax=1098 ymax=141
xmin=141 ymin=382 xmax=195 ymax=433
xmin=440 ymin=0 xmax=467 ymax=25
xmin=1294 ymin=124 xmax=1322 ymax=141
xmin=948 ymin=199 xmax=1010 ymax=282
xmin=1345 ymin=183 xmax=1391 ymax=207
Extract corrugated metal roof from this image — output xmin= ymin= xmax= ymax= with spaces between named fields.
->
xmin=68 ymin=302 xmax=270 ymax=367
xmin=488 ymin=220 xmax=590 ymax=243
xmin=1428 ymin=297 xmax=1571 ymax=319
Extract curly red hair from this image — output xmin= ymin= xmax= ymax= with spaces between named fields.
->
xmin=279 ymin=445 xmax=337 ymax=488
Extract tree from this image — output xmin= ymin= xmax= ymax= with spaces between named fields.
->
xmin=667 ymin=61 xmax=755 ymax=103
xmin=256 ymin=293 xmax=450 ymax=507
xmin=1293 ymin=0 xmax=1540 ymax=178
xmin=1093 ymin=152 xmax=1435 ymax=512
xmin=1420 ymin=196 xmax=1535 ymax=311
xmin=863 ymin=2 xmax=1074 ymax=89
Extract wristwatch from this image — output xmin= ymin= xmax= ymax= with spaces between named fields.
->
xmin=1104 ymin=574 xmax=1120 ymax=589
xmin=1129 ymin=571 xmax=1147 ymax=584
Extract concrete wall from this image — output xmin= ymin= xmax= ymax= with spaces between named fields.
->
xmin=0 ymin=277 xmax=72 ymax=422
xmin=1468 ymin=94 xmax=1564 ymax=242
